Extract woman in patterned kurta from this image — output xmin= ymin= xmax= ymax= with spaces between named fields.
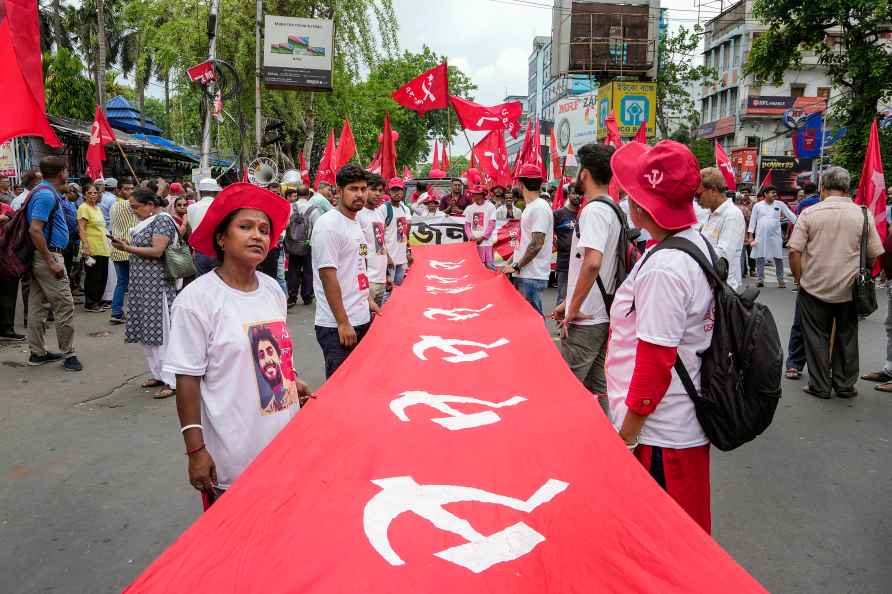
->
xmin=110 ymin=188 xmax=178 ymax=398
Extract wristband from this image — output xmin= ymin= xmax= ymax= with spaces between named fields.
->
xmin=185 ymin=443 xmax=206 ymax=456
xmin=180 ymin=424 xmax=203 ymax=434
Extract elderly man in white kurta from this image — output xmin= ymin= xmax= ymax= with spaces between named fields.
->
xmin=747 ymin=185 xmax=797 ymax=288
xmin=696 ymin=168 xmax=746 ymax=290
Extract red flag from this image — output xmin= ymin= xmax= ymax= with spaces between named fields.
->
xmin=520 ymin=119 xmax=545 ymax=179
xmin=392 ymin=62 xmax=449 ymax=114
xmin=85 ymin=105 xmax=117 ymax=181
xmin=241 ymin=165 xmax=249 ymax=183
xmin=367 ymin=148 xmax=382 ymax=174
xmin=379 ymin=113 xmax=397 ymax=180
xmin=314 ymin=130 xmax=337 ymax=190
xmin=123 ymin=242 xmax=768 ymax=594
xmin=0 ymin=0 xmax=61 ymax=147
xmin=714 ymin=141 xmax=737 ymax=192
xmin=442 ymin=144 xmax=450 ymax=173
xmin=299 ymin=151 xmax=310 ymax=185
xmin=855 ymin=119 xmax=887 ymax=273
xmin=472 ymin=130 xmax=511 ymax=189
xmin=512 ymin=119 xmax=533 ymax=178
xmin=335 ymin=119 xmax=356 ymax=168
xmin=548 ymin=127 xmax=561 ymax=181
xmin=633 ymin=121 xmax=647 ymax=144
xmin=431 ymin=141 xmax=440 ymax=171
xmin=755 ymin=170 xmax=772 ymax=197
xmin=604 ymin=111 xmax=622 ymax=148
xmin=450 ymin=96 xmax=524 ymax=139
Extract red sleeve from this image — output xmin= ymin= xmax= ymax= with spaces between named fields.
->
xmin=625 ymin=340 xmax=678 ymax=416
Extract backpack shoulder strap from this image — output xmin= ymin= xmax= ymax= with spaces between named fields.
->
xmin=639 ymin=235 xmax=721 ymax=287
xmin=385 ymin=202 xmax=394 ymax=227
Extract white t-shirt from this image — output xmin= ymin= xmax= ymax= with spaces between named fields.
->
xmin=417 ymin=209 xmax=445 ymax=219
xmin=606 ymin=228 xmax=714 ymax=448
xmin=701 ymin=198 xmax=746 ymax=291
xmin=163 ymin=271 xmax=301 ymax=489
xmin=357 ymin=207 xmax=388 ymax=284
xmin=311 ymin=209 xmax=371 ymax=328
xmin=513 ymin=197 xmax=553 ymax=280
xmin=566 ymin=198 xmax=621 ymax=325
xmin=186 ymin=196 xmax=214 ymax=231
xmin=494 ymin=203 xmax=523 ymax=220
xmin=464 ymin=200 xmax=497 ymax=246
xmin=375 ymin=201 xmax=411 ymax=265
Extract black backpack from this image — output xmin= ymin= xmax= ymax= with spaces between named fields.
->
xmin=638 ymin=235 xmax=782 ymax=451
xmin=575 ymin=197 xmax=639 ymax=309
xmin=285 ymin=204 xmax=318 ymax=256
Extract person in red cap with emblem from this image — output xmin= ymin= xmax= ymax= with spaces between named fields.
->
xmin=605 ymin=140 xmax=715 ymax=533
xmin=464 ymin=184 xmax=497 ymax=269
xmin=376 ymin=176 xmax=412 ymax=302
xmin=502 ymin=162 xmax=554 ymax=315
xmin=163 ymin=182 xmax=310 ymax=508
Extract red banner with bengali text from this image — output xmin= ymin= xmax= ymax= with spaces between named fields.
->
xmin=124 ymin=243 xmax=766 ymax=594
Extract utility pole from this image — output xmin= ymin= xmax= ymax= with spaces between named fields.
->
xmin=255 ymin=0 xmax=263 ymax=149
xmin=199 ymin=0 xmax=221 ymax=177
xmin=96 ymin=0 xmax=107 ymax=108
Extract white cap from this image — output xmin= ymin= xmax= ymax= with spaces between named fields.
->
xmin=198 ymin=177 xmax=222 ymax=193
xmin=104 ymin=177 xmax=118 ymax=189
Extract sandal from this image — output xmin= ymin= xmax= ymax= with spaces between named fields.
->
xmin=153 ymin=387 xmax=176 ymax=399
xmin=142 ymin=379 xmax=164 ymax=388
xmin=860 ymin=371 xmax=892 ymax=382
xmin=785 ymin=368 xmax=802 ymax=380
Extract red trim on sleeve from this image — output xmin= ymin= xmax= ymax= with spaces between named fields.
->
xmin=625 ymin=340 xmax=678 ymax=416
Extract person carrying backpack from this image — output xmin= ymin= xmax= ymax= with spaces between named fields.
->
xmin=605 ymin=141 xmax=724 ymax=533
xmin=284 ymin=186 xmax=316 ymax=306
xmin=551 ymin=142 xmax=629 ymax=415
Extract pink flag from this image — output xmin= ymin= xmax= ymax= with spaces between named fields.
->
xmin=714 ymin=141 xmax=737 ymax=191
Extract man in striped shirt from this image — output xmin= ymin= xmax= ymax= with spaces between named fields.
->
xmin=109 ymin=178 xmax=137 ymax=324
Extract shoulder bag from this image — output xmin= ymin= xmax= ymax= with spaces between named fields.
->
xmin=852 ymin=207 xmax=877 ymax=317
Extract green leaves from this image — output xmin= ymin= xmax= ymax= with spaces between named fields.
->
xmin=44 ymin=48 xmax=97 ymax=121
xmin=656 ymin=25 xmax=717 ymax=139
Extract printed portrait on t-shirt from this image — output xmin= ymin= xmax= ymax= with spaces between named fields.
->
xmin=396 ymin=217 xmax=409 ymax=242
xmin=372 ymin=221 xmax=385 ymax=255
xmin=248 ymin=321 xmax=300 ymax=415
xmin=472 ymin=212 xmax=483 ymax=232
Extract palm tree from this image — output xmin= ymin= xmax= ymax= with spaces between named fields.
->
xmin=38 ymin=0 xmax=75 ymax=53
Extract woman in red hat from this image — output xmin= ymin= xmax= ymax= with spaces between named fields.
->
xmin=605 ymin=140 xmax=715 ymax=533
xmin=163 ymin=182 xmax=310 ymax=508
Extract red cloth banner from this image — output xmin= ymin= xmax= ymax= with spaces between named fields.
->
xmin=314 ymin=130 xmax=337 ymax=190
xmin=0 ymin=0 xmax=61 ymax=147
xmin=124 ymin=242 xmax=766 ymax=594
xmin=393 ymin=62 xmax=449 ymax=114
xmin=548 ymin=126 xmax=561 ymax=181
xmin=450 ymin=96 xmax=523 ymax=139
xmin=855 ymin=119 xmax=887 ymax=273
xmin=714 ymin=141 xmax=738 ymax=192
xmin=86 ymin=104 xmax=117 ymax=181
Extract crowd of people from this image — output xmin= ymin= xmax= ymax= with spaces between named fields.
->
xmin=2 ymin=142 xmax=888 ymax=533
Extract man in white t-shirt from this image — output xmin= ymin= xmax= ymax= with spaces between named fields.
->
xmin=463 ymin=184 xmax=497 ymax=269
xmin=551 ymin=143 xmax=620 ymax=413
xmin=187 ymin=177 xmax=223 ymax=275
xmin=696 ymin=167 xmax=746 ymax=291
xmin=376 ymin=177 xmax=413 ymax=303
xmin=501 ymin=163 xmax=553 ymax=315
xmin=312 ymin=164 xmax=380 ymax=378
xmin=357 ymin=173 xmax=390 ymax=307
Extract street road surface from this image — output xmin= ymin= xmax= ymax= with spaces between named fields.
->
xmin=1 ymin=279 xmax=890 ymax=593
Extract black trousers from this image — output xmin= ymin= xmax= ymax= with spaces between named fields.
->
xmin=315 ymin=322 xmax=371 ymax=379
xmin=0 ymin=274 xmax=19 ymax=333
xmin=786 ymin=300 xmax=806 ymax=372
xmin=83 ymin=255 xmax=109 ymax=308
xmin=287 ymin=250 xmax=314 ymax=302
xmin=798 ymin=289 xmax=859 ymax=396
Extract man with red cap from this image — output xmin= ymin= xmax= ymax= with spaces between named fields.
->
xmin=464 ymin=184 xmax=497 ymax=269
xmin=376 ymin=177 xmax=412 ymax=302
xmin=604 ymin=140 xmax=714 ymax=533
xmin=501 ymin=163 xmax=553 ymax=315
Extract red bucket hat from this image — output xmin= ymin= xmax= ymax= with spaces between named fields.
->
xmin=387 ymin=177 xmax=406 ymax=191
xmin=610 ymin=140 xmax=701 ymax=230
xmin=517 ymin=162 xmax=544 ymax=180
xmin=189 ymin=182 xmax=292 ymax=257
xmin=468 ymin=184 xmax=486 ymax=195
xmin=168 ymin=182 xmax=184 ymax=196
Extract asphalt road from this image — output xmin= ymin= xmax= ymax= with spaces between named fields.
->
xmin=1 ymin=275 xmax=890 ymax=593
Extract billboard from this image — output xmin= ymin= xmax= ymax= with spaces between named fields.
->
xmin=730 ymin=148 xmax=758 ymax=186
xmin=0 ymin=141 xmax=17 ymax=177
xmin=553 ymin=93 xmax=598 ymax=153
xmin=758 ymin=155 xmax=813 ymax=196
xmin=745 ymin=95 xmax=826 ymax=116
xmin=595 ymin=81 xmax=656 ymax=139
xmin=263 ymin=15 xmax=333 ymax=91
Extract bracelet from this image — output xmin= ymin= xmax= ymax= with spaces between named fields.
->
xmin=180 ymin=424 xmax=203 ymax=434
xmin=185 ymin=443 xmax=206 ymax=456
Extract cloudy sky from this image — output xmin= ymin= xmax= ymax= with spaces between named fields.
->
xmin=391 ymin=0 xmax=716 ymax=155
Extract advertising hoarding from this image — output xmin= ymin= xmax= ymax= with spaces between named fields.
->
xmin=553 ymin=93 xmax=598 ymax=153
xmin=263 ymin=16 xmax=333 ymax=91
xmin=595 ymin=81 xmax=656 ymax=139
